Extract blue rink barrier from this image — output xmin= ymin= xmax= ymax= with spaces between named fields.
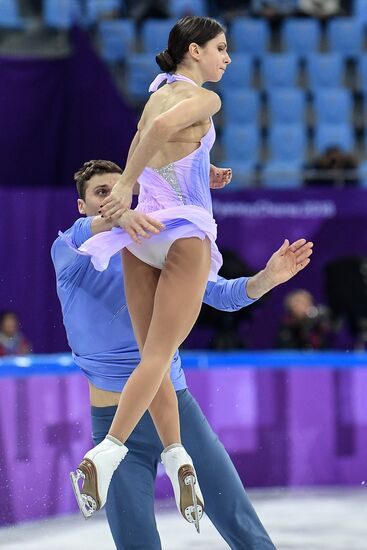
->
xmin=1 ymin=350 xmax=367 ymax=526
xmin=0 ymin=350 xmax=367 ymax=377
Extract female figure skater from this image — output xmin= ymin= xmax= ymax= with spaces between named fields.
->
xmin=70 ymin=16 xmax=231 ymax=532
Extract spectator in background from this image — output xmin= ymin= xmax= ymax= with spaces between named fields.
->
xmin=124 ymin=0 xmax=170 ymax=23
xmin=276 ymin=289 xmax=332 ymax=350
xmin=209 ymin=0 xmax=251 ymax=18
xmin=251 ymin=0 xmax=296 ymax=17
xmin=0 ymin=311 xmax=31 ymax=356
xmin=305 ymin=146 xmax=359 ymax=187
xmin=298 ymin=0 xmax=341 ymax=17
xmin=19 ymin=0 xmax=42 ymax=17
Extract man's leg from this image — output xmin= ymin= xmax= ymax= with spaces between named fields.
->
xmin=178 ymin=390 xmax=276 ymax=550
xmin=91 ymin=405 xmax=163 ymax=550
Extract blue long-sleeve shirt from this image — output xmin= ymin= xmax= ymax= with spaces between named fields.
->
xmin=51 ymin=217 xmax=257 ymax=392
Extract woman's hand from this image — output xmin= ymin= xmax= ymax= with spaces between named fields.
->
xmin=118 ymin=210 xmax=165 ymax=244
xmin=210 ymin=165 xmax=232 ymax=189
xmin=99 ymin=179 xmax=133 ymax=220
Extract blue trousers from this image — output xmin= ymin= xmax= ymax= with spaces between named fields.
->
xmin=91 ymin=389 xmax=276 ymax=550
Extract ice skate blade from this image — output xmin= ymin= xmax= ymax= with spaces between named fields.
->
xmin=186 ymin=475 xmax=201 ymax=534
xmin=70 ymin=468 xmax=98 ymax=520
xmin=178 ymin=466 xmax=203 ymax=533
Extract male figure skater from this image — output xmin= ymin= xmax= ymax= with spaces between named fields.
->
xmin=51 ymin=160 xmax=312 ymax=549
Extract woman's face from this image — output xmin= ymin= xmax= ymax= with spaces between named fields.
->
xmin=198 ymin=32 xmax=231 ymax=82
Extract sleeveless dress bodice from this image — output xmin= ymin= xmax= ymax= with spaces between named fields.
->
xmin=137 ymin=73 xmax=215 ymax=214
xmin=137 ymin=121 xmax=215 ymax=214
xmin=76 ymin=72 xmax=223 ymax=281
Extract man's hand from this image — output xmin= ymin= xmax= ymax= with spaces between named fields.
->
xmin=210 ymin=165 xmax=232 ymax=189
xmin=246 ymin=239 xmax=313 ymax=299
xmin=117 ymin=210 xmax=165 ymax=244
xmin=264 ymin=239 xmax=313 ymax=286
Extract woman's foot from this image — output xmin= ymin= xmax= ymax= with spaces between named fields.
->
xmin=161 ymin=444 xmax=204 ymax=533
xmin=70 ymin=437 xmax=128 ymax=519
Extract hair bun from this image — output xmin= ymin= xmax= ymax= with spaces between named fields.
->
xmin=156 ymin=48 xmax=176 ymax=72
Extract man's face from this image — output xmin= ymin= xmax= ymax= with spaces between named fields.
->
xmin=77 ymin=172 xmax=120 ymax=216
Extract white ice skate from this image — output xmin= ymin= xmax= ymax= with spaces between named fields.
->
xmin=70 ymin=438 xmax=128 ymax=519
xmin=161 ymin=445 xmax=204 ymax=533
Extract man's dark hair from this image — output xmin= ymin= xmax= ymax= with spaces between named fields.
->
xmin=74 ymin=160 xmax=122 ymax=200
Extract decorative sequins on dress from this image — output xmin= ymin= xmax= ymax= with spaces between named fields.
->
xmin=77 ymin=73 xmax=223 ymax=281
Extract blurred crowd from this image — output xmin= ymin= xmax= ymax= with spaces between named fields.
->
xmin=192 ymin=249 xmax=367 ymax=352
xmin=305 ymin=146 xmax=360 ymax=187
xmin=17 ymin=0 xmax=354 ymax=22
xmin=244 ymin=0 xmax=353 ymax=19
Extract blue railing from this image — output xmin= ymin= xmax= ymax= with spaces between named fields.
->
xmin=0 ymin=351 xmax=367 ymax=378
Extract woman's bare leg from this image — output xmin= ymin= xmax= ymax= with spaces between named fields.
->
xmin=120 ymin=245 xmax=207 ymax=530
xmin=71 ymin=237 xmax=211 ymax=521
xmin=108 ymin=237 xmax=211 ymax=444
xmin=121 ymin=249 xmax=180 ymax=447
xmin=148 ymin=373 xmax=180 ymax=445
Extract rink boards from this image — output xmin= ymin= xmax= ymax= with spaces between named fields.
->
xmin=0 ymin=351 xmax=366 ymax=525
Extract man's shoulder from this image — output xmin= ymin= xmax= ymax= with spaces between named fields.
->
xmin=51 ymin=217 xmax=92 ymax=275
xmin=50 ymin=222 xmax=76 ymax=259
xmin=52 ymin=218 xmax=92 ymax=253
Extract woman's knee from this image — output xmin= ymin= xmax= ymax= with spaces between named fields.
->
xmin=139 ymin=352 xmax=173 ymax=376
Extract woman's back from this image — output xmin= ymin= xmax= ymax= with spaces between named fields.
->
xmin=137 ymin=74 xmax=216 ymax=213
xmin=139 ymin=78 xmax=213 ymax=170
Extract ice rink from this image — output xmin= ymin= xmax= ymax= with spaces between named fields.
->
xmin=0 ymin=488 xmax=366 ymax=550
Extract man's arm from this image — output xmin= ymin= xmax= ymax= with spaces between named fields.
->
xmin=203 ymin=238 xmax=313 ymax=312
xmin=203 ymin=276 xmax=257 ymax=312
xmin=52 ymin=217 xmax=110 ymax=269
xmin=70 ymin=217 xmax=111 ymax=247
xmin=51 ymin=218 xmax=94 ymax=278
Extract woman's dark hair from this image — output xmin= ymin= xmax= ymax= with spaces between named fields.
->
xmin=156 ymin=16 xmax=226 ymax=73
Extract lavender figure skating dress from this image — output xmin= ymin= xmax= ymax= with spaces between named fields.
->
xmin=78 ymin=73 xmax=222 ymax=281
